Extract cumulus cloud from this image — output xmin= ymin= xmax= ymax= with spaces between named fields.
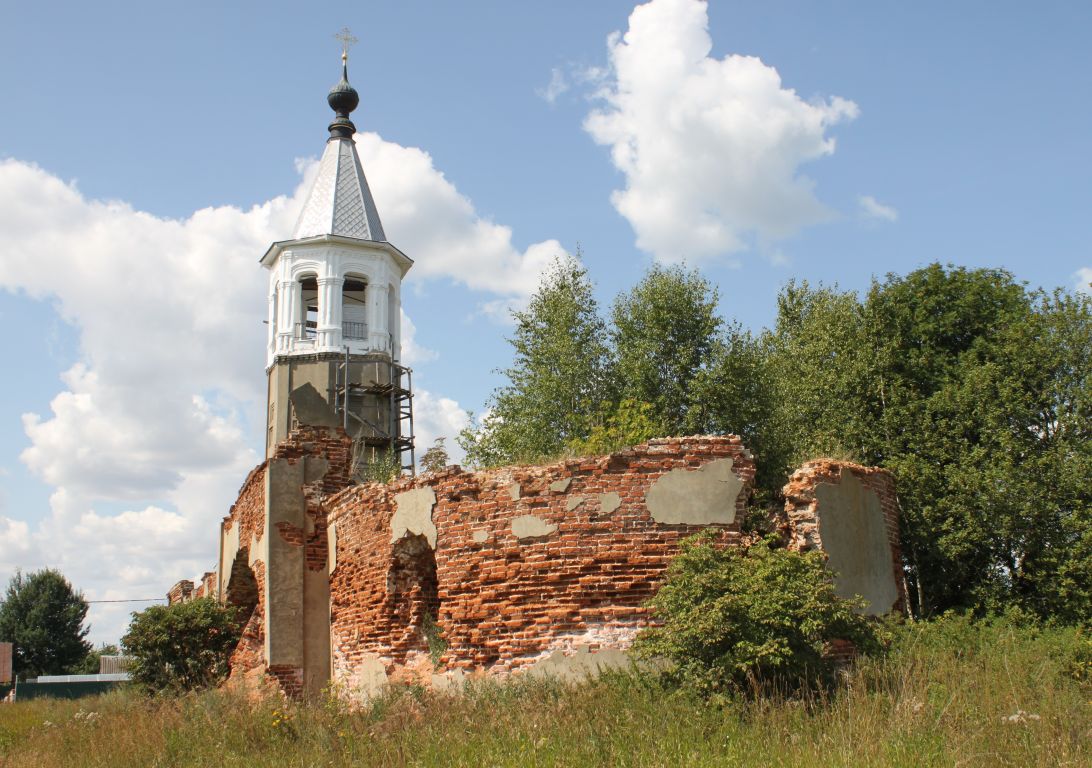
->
xmin=584 ymin=0 xmax=858 ymax=262
xmin=398 ymin=309 xmax=437 ymax=365
xmin=0 ymin=128 xmax=557 ymax=642
xmin=412 ymin=391 xmax=471 ymax=467
xmin=357 ymin=133 xmax=566 ymax=298
xmin=1076 ymin=267 xmax=1092 ymax=294
xmin=859 ymin=195 xmax=898 ymax=222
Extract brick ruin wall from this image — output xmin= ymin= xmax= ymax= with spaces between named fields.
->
xmin=783 ymin=459 xmax=906 ymax=616
xmin=326 ymin=436 xmax=761 ymax=690
xmin=221 ymin=461 xmax=268 ymax=681
xmin=168 ymin=428 xmax=905 ymax=698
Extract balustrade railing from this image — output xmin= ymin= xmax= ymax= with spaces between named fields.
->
xmin=343 ymin=321 xmax=368 ymax=340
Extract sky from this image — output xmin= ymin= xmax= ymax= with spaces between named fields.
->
xmin=0 ymin=0 xmax=1089 ymax=646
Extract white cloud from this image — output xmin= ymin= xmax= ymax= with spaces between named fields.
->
xmin=356 ymin=133 xmax=566 ymax=298
xmin=584 ymin=0 xmax=858 ymax=262
xmin=859 ymin=195 xmax=899 ymax=222
xmin=399 ymin=309 xmax=437 ymax=365
xmin=537 ymin=67 xmax=571 ymax=104
xmin=1076 ymin=267 xmax=1092 ymax=294
xmin=412 ymin=391 xmax=470 ymax=468
xmin=0 ymin=127 xmax=557 ymax=643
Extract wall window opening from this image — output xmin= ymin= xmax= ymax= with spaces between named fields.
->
xmin=343 ymin=277 xmax=368 ymax=340
xmin=299 ymin=276 xmax=319 ymax=339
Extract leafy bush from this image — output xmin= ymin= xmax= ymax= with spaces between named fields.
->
xmin=122 ymin=598 xmax=241 ymax=693
xmin=634 ymin=533 xmax=883 ymax=695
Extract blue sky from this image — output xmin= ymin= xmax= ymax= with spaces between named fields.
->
xmin=0 ymin=0 xmax=1089 ymax=644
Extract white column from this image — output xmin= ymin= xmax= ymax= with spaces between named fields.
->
xmin=367 ymin=282 xmax=386 ymax=352
xmin=316 ymin=276 xmax=342 ymax=350
xmin=276 ymin=279 xmax=296 ymax=355
xmin=390 ymin=284 xmax=401 ymax=362
xmin=266 ymin=289 xmax=276 ymax=366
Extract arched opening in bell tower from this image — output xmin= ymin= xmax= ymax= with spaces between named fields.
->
xmin=299 ymin=274 xmax=319 ymax=339
xmin=342 ymin=275 xmax=368 ymax=341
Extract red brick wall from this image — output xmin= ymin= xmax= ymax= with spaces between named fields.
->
xmin=221 ymin=425 xmax=353 ymax=691
xmin=328 ymin=436 xmax=756 ymax=682
xmin=782 ymin=459 xmax=906 ymax=615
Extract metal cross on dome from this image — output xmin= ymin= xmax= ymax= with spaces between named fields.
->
xmin=334 ymin=27 xmax=358 ymax=61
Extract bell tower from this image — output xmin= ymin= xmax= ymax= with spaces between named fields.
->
xmin=261 ymin=43 xmax=415 ymax=474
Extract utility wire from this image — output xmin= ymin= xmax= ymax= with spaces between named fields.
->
xmin=86 ymin=598 xmax=165 ymax=604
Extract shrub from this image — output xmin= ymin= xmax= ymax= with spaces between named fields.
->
xmin=122 ymin=598 xmax=241 ymax=693
xmin=633 ymin=532 xmax=883 ymax=695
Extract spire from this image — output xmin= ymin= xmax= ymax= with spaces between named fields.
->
xmin=327 ymin=33 xmax=359 ymax=139
xmin=292 ymin=29 xmax=386 ymax=242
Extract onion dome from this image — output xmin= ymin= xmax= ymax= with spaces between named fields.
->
xmin=327 ymin=55 xmax=359 ymax=139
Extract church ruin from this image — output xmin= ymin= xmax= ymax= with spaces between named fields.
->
xmin=167 ymin=51 xmax=906 ymax=700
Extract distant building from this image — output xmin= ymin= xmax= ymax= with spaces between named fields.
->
xmin=0 ymin=642 xmax=11 ymax=684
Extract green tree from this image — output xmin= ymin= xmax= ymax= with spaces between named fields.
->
xmin=122 ymin=598 xmax=241 ymax=693
xmin=634 ymin=533 xmax=882 ymax=696
xmin=762 ymin=280 xmax=871 ymax=474
xmin=459 ymin=254 xmax=610 ymax=466
xmin=862 ymin=265 xmax=1052 ymax=617
xmin=758 ymin=265 xmax=1092 ymax=622
xmin=688 ymin=323 xmax=779 ymax=492
xmin=567 ymin=397 xmax=664 ymax=455
xmin=0 ymin=568 xmax=91 ymax=678
xmin=610 ymin=265 xmax=722 ymax=434
xmin=419 ymin=437 xmax=450 ymax=474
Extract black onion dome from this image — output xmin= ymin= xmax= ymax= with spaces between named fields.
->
xmin=327 ymin=60 xmax=359 ymax=139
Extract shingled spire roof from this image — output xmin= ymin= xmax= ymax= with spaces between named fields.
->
xmin=292 ymin=53 xmax=386 ymax=242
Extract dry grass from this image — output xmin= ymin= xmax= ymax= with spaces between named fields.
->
xmin=1 ymin=616 xmax=1088 ymax=767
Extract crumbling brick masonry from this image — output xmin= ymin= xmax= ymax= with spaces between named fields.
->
xmin=169 ymin=429 xmax=904 ymax=699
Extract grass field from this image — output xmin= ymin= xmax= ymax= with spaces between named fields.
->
xmin=0 ymin=616 xmax=1088 ymax=767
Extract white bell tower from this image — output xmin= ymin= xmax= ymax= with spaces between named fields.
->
xmin=260 ymin=41 xmax=415 ymax=472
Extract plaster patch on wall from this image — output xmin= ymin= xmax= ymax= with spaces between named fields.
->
xmin=340 ymin=651 xmax=388 ymax=701
xmin=511 ymin=515 xmax=557 ymax=540
xmin=549 ymin=478 xmax=571 ymax=492
xmin=524 ymin=645 xmax=632 ymax=682
xmin=645 ymin=458 xmax=742 ymax=525
xmin=507 ymin=483 xmax=521 ymax=501
xmin=471 ymin=529 xmax=489 ymax=544
xmin=815 ymin=470 xmax=899 ymax=615
xmin=391 ymin=487 xmax=438 ymax=548
xmin=565 ymin=496 xmax=585 ymax=512
xmin=598 ymin=492 xmax=621 ymax=516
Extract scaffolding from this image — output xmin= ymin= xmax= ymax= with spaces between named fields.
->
xmin=333 ymin=347 xmax=416 ymax=479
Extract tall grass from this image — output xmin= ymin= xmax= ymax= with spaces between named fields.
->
xmin=1 ymin=616 xmax=1087 ymax=767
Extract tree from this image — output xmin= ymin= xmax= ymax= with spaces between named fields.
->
xmin=0 ymin=568 xmax=91 ymax=678
xmin=419 ymin=437 xmax=450 ymax=474
xmin=459 ymin=253 xmax=610 ymax=466
xmin=762 ymin=280 xmax=871 ymax=475
xmin=756 ymin=265 xmax=1092 ymax=622
xmin=610 ymin=265 xmax=722 ymax=434
xmin=688 ymin=323 xmax=779 ymax=493
xmin=122 ymin=598 xmax=241 ymax=693
xmin=634 ymin=533 xmax=882 ymax=696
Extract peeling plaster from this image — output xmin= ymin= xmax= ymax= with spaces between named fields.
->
xmin=511 ymin=515 xmax=557 ymax=540
xmin=645 ymin=458 xmax=741 ymax=525
xmin=598 ymin=492 xmax=621 ymax=516
xmin=391 ymin=487 xmax=438 ymax=548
